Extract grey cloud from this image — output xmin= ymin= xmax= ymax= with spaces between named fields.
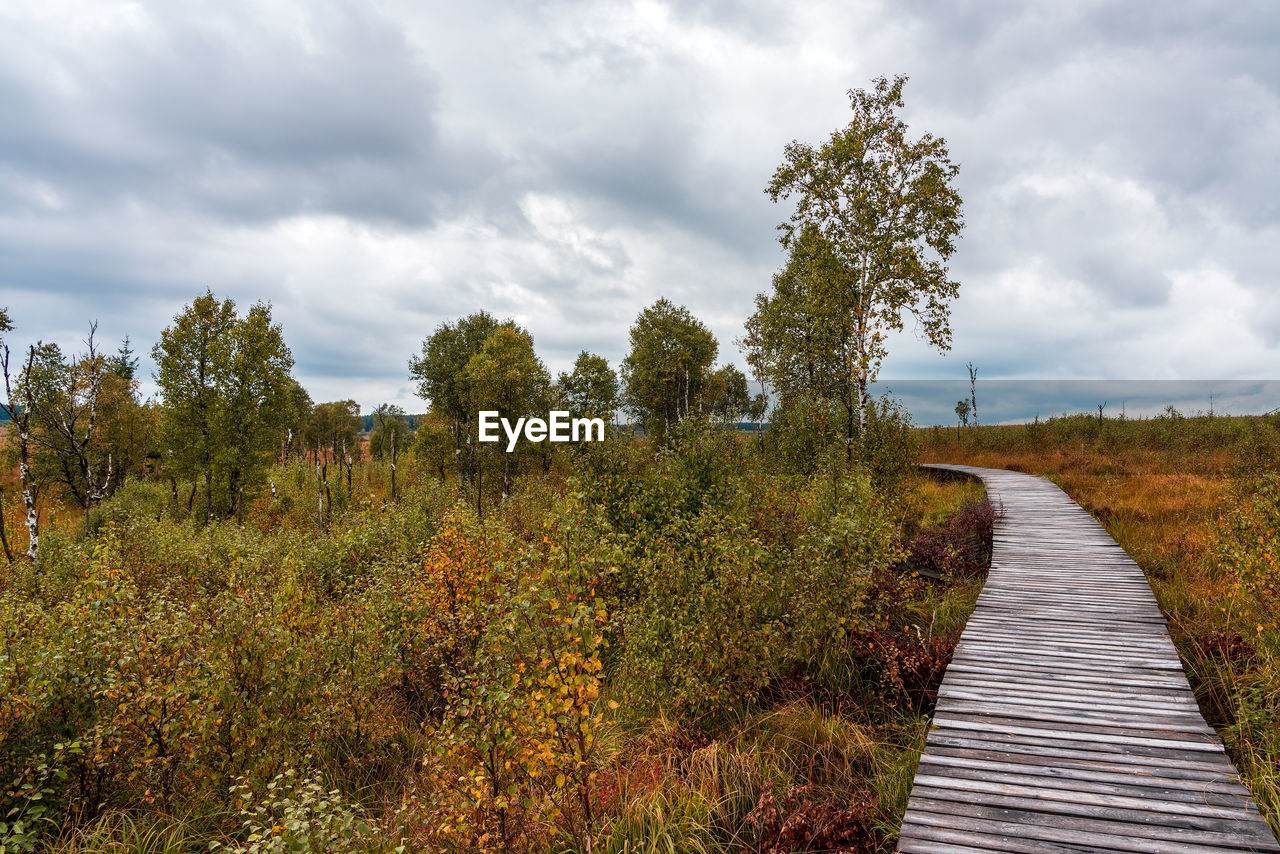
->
xmin=0 ymin=1 xmax=495 ymax=227
xmin=2 ymin=0 xmax=1278 ymax=412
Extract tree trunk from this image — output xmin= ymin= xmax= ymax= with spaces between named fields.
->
xmin=316 ymin=460 xmax=326 ymax=533
xmin=17 ymin=424 xmax=38 ymax=562
xmin=500 ymin=430 xmax=510 ymax=498
xmin=389 ymin=429 xmax=397 ymax=502
xmin=0 ymin=491 xmax=13 ymax=563
xmin=453 ymin=417 xmax=465 ymax=492
xmin=204 ymin=471 xmax=213 ymax=521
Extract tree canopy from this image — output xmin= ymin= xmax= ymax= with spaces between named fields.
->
xmin=556 ymin=351 xmax=619 ymax=424
xmin=621 ymin=298 xmax=718 ymax=441
xmin=152 ymin=291 xmax=294 ymax=517
xmin=760 ymin=74 xmax=963 ymax=457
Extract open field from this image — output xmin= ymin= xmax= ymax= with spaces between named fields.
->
xmin=0 ymin=427 xmax=994 ymax=853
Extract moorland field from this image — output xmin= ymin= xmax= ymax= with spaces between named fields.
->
xmin=2 ymin=403 xmax=1278 ymax=852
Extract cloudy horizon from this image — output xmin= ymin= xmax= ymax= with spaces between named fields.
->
xmin=2 ymin=0 xmax=1278 ymax=418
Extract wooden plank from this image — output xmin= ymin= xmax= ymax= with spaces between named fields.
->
xmin=921 ymin=750 xmax=1251 ymax=794
xmin=910 ymin=775 xmax=1259 ymax=822
xmin=932 ymin=712 xmax=1224 ymax=750
xmin=915 ymin=759 xmax=1254 ymax=809
xmin=904 ymin=802 xmax=1280 ymax=852
xmin=925 ymin=730 xmax=1242 ymax=774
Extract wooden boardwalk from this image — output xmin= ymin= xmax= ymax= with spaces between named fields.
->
xmin=898 ymin=464 xmax=1280 ymax=853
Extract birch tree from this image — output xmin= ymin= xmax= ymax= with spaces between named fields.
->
xmin=153 ymin=292 xmax=294 ymax=519
xmin=370 ymin=403 xmax=411 ymax=501
xmin=764 ymin=74 xmax=963 ymax=458
xmin=464 ymin=327 xmax=550 ymax=499
xmin=620 ymin=299 xmax=717 ymax=442
xmin=409 ymin=312 xmax=512 ymax=491
xmin=21 ymin=325 xmax=114 ymax=511
xmin=555 ymin=351 xmax=619 ymax=425
xmin=0 ymin=308 xmax=40 ymax=560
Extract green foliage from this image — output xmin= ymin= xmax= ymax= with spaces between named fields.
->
xmin=759 ymin=75 xmax=963 ymax=454
xmin=701 ymin=365 xmax=750 ymax=425
xmin=1216 ymin=473 xmax=1280 ymax=639
xmin=0 ymin=377 xmax=993 ymax=851
xmin=410 ymin=414 xmax=455 ymax=482
xmin=308 ymin=401 xmax=362 ymax=463
xmin=217 ymin=769 xmax=400 ymax=854
xmin=556 ymin=351 xmax=619 ymax=424
xmin=620 ymin=299 xmax=718 ymax=442
xmin=618 ymin=492 xmax=784 ymax=723
xmin=408 ymin=312 xmax=510 ymax=425
xmin=857 ymin=395 xmax=919 ymax=499
xmin=152 ymin=292 xmax=295 ymax=518
xmin=7 ymin=325 xmax=150 ymax=514
xmin=0 ymin=741 xmax=81 ymax=853
xmin=367 ymin=404 xmax=410 ymax=462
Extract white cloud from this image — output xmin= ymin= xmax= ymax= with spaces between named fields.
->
xmin=1 ymin=0 xmax=1278 ymax=417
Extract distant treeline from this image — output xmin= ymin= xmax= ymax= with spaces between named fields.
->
xmin=359 ymin=412 xmax=426 ymax=433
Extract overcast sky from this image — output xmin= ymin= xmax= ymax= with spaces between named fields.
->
xmin=2 ymin=0 xmax=1278 ymax=416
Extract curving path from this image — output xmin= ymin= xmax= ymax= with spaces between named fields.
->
xmin=898 ymin=464 xmax=1280 ymax=853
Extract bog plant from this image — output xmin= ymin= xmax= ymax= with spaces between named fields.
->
xmin=0 ymin=385 xmax=993 ymax=851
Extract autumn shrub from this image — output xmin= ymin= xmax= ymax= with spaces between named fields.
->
xmin=85 ymin=477 xmax=171 ymax=532
xmin=0 ymin=482 xmax=458 ymax=842
xmin=575 ymin=421 xmax=745 ymax=546
xmin=743 ymin=781 xmax=881 ymax=854
xmin=786 ymin=471 xmax=905 ymax=680
xmin=1216 ymin=473 xmax=1280 ymax=641
xmin=417 ymin=494 xmax=618 ymax=853
xmin=760 ymin=396 xmax=844 ymax=476
xmin=857 ymin=395 xmax=920 ymax=500
xmin=905 ymin=495 xmax=995 ymax=579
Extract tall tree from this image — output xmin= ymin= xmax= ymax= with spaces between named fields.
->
xmin=408 ymin=312 xmax=521 ymax=490
xmin=465 ymin=327 xmax=550 ymax=499
xmin=370 ymin=403 xmax=412 ymax=501
xmin=764 ymin=74 xmax=963 ymax=457
xmin=369 ymin=404 xmax=411 ymax=461
xmin=21 ymin=326 xmax=115 ymax=512
xmin=152 ymin=292 xmax=294 ymax=519
xmin=967 ymin=361 xmax=978 ymax=428
xmin=278 ymin=378 xmax=313 ymax=463
xmin=96 ymin=341 xmax=156 ymax=485
xmin=703 ymin=364 xmax=751 ymax=425
xmin=556 ymin=351 xmax=619 ymax=424
xmin=308 ymin=400 xmax=361 ymax=464
xmin=620 ymin=299 xmax=717 ymax=441
xmin=743 ymin=227 xmax=862 ymax=455
xmin=217 ymin=304 xmax=295 ymax=515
